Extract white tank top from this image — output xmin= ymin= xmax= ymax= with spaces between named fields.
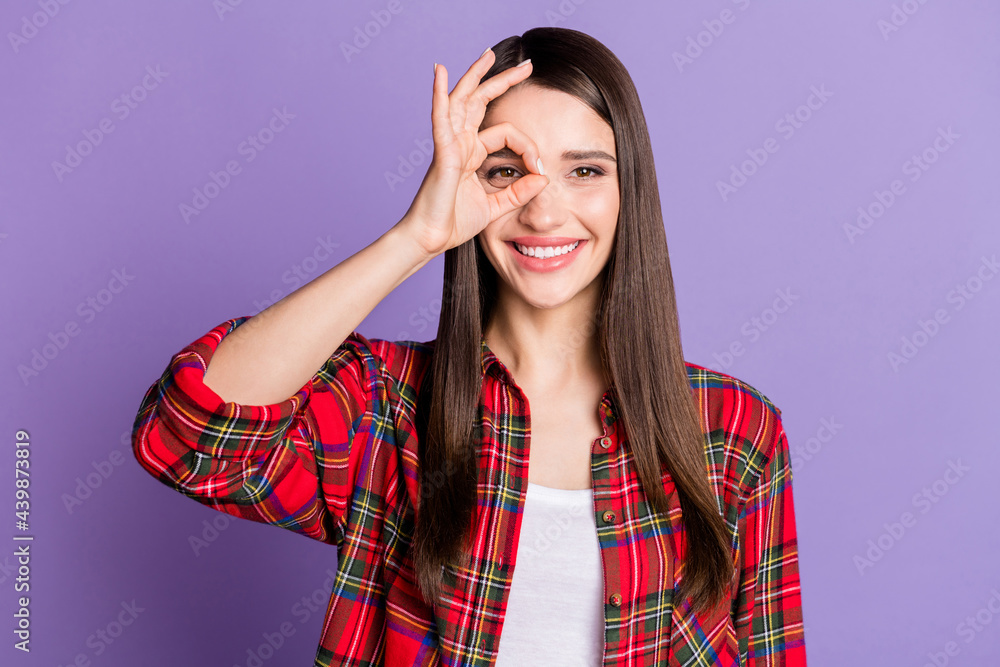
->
xmin=494 ymin=482 xmax=605 ymax=666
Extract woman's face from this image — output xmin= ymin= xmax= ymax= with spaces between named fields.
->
xmin=475 ymin=83 xmax=620 ymax=311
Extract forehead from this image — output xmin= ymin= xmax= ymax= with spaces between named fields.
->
xmin=482 ymin=83 xmax=615 ymax=155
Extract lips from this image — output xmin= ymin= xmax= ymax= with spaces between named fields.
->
xmin=508 ymin=236 xmax=582 ymax=246
xmin=506 ymin=239 xmax=587 ymax=273
xmin=513 ymin=240 xmax=579 ymax=257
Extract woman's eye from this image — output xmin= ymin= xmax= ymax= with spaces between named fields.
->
xmin=574 ymin=166 xmax=604 ymax=178
xmin=486 ymin=165 xmax=605 ymax=181
xmin=486 ymin=166 xmax=521 ymax=180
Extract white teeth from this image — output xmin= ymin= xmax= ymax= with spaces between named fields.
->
xmin=514 ymin=241 xmax=580 ymax=257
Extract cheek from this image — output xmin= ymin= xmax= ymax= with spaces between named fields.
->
xmin=475 ymin=231 xmax=500 ymax=263
xmin=576 ymin=188 xmax=620 ymax=225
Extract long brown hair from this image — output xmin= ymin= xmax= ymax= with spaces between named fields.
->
xmin=412 ymin=26 xmax=733 ymax=616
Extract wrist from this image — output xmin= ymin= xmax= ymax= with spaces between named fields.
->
xmin=383 ymin=219 xmax=437 ymax=278
xmin=388 ymin=215 xmax=440 ymax=264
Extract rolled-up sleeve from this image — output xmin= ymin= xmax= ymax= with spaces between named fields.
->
xmin=131 ymin=316 xmax=381 ymax=548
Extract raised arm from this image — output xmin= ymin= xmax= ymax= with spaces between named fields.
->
xmin=130 ymin=319 xmax=395 ymax=546
xmin=202 ymin=224 xmax=432 ymax=406
xmin=203 ymin=49 xmax=548 ymax=408
xmin=131 ymin=48 xmax=551 ymax=543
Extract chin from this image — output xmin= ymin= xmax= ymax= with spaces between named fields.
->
xmin=515 ymin=286 xmax=577 ymax=310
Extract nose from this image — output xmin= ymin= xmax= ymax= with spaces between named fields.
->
xmin=517 ymin=176 xmax=567 ymax=231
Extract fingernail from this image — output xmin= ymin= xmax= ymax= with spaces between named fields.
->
xmin=433 ymin=62 xmax=437 ymax=75
xmin=536 ymin=157 xmax=545 ymax=176
xmin=516 ymin=58 xmax=531 ymax=68
xmin=482 ymin=47 xmax=491 ymax=58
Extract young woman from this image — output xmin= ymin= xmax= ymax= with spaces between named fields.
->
xmin=132 ymin=26 xmax=806 ymax=666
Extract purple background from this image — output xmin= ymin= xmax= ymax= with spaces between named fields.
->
xmin=2 ymin=1 xmax=998 ymax=665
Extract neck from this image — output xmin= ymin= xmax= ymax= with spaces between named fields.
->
xmin=483 ymin=278 xmax=608 ymax=393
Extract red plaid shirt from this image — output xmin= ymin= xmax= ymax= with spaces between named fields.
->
xmin=132 ymin=316 xmax=806 ymax=666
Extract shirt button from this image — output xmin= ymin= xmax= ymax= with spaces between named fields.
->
xmin=609 ymin=593 xmax=622 ymax=607
xmin=599 ymin=436 xmax=611 ymax=449
xmin=602 ymin=510 xmax=616 ymax=524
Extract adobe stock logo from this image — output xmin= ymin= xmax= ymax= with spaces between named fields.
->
xmin=7 ymin=0 xmax=73 ymax=54
xmin=55 ymin=599 xmax=145 ymax=666
xmin=51 ymin=66 xmax=170 ymax=182
xmin=921 ymin=588 xmax=1000 ymax=666
xmin=17 ymin=268 xmax=135 ymax=386
xmin=789 ymin=416 xmax=843 ymax=474
xmin=543 ymin=0 xmax=591 ymax=26
xmin=248 ymin=235 xmax=342 ymax=315
xmin=61 ymin=430 xmax=132 ymax=515
xmin=339 ymin=1 xmax=404 ymax=63
xmin=385 ymin=136 xmax=433 ymax=192
xmin=710 ymin=287 xmax=800 ymax=371
xmin=886 ymin=254 xmax=998 ymax=372
xmin=178 ymin=107 xmax=295 ymax=224
xmin=213 ymin=0 xmax=247 ymax=21
xmin=843 ymin=126 xmax=959 ymax=244
xmin=876 ymin=0 xmax=933 ymax=41
xmin=671 ymin=0 xmax=753 ymax=73
xmin=853 ymin=459 xmax=970 ymax=575
xmin=716 ymin=85 xmax=833 ymax=202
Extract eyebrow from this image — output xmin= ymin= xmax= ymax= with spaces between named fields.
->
xmin=484 ymin=147 xmax=617 ymax=163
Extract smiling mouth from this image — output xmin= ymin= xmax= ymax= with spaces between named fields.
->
xmin=510 ymin=240 xmax=582 ymax=258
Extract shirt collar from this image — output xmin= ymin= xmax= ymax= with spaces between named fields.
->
xmin=480 ymin=333 xmax=502 ymax=379
xmin=479 ymin=333 xmax=619 ymax=429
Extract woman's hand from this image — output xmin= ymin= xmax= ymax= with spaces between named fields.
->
xmin=399 ymin=49 xmax=549 ymax=258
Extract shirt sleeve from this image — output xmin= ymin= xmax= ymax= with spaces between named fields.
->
xmin=734 ymin=416 xmax=808 ymax=665
xmin=130 ymin=316 xmax=385 ymax=548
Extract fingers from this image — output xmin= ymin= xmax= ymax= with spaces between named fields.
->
xmin=450 ymin=49 xmax=533 ymax=135
xmin=461 ymin=62 xmax=532 ymax=132
xmin=487 ymin=170 xmax=549 ymax=222
xmin=451 ymin=47 xmax=496 ymax=100
xmin=476 ymin=121 xmax=549 ymax=222
xmin=430 ymin=50 xmax=535 ymax=178
xmin=430 ymin=62 xmax=454 ymax=150
xmin=471 ymin=60 xmax=532 ymax=103
xmin=476 ymin=121 xmax=543 ymax=177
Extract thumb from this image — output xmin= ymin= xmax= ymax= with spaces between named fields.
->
xmin=489 ymin=173 xmax=549 ymax=220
